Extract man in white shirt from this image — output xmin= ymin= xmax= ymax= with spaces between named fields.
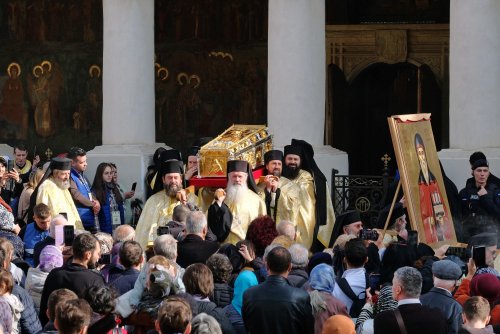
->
xmin=332 ymin=238 xmax=367 ymax=316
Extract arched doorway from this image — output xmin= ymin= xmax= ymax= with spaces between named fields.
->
xmin=332 ymin=62 xmax=443 ymax=175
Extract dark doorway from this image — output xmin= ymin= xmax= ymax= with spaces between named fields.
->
xmin=332 ymin=62 xmax=443 ymax=176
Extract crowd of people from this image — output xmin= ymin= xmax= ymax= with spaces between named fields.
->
xmin=0 ymin=142 xmax=497 ymax=334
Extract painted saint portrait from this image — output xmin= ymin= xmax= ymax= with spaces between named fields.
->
xmin=388 ymin=114 xmax=456 ymax=248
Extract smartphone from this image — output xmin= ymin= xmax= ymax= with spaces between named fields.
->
xmin=63 ymin=225 xmax=75 ymax=246
xmin=360 ymin=229 xmax=379 ymax=241
xmin=99 ymin=253 xmax=111 ymax=265
xmin=472 ymin=246 xmax=487 ymax=268
xmin=407 ymin=231 xmax=418 ymax=247
xmin=369 ymin=273 xmax=381 ymax=294
xmin=59 ymin=212 xmax=68 ymax=221
xmin=131 ymin=182 xmax=137 ymax=191
xmin=6 ymin=159 xmax=14 ymax=172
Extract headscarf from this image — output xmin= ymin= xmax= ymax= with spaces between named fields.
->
xmin=39 ymin=245 xmax=64 ymax=272
xmin=309 ymin=263 xmax=335 ymax=293
xmin=309 ymin=263 xmax=335 ymax=315
xmin=231 ymin=270 xmax=258 ymax=315
xmin=322 ymin=315 xmax=355 ymax=334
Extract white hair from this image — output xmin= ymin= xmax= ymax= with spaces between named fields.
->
xmin=276 ymin=221 xmax=296 ymax=240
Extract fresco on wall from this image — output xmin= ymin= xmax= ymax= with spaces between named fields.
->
xmin=154 ymin=0 xmax=269 ymax=154
xmin=0 ymin=0 xmax=103 ymax=158
xmin=0 ymin=0 xmax=268 ymax=158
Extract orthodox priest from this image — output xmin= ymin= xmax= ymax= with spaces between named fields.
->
xmin=283 ymin=140 xmax=336 ymax=250
xmin=258 ymin=150 xmax=299 ymax=225
xmin=208 ymin=160 xmax=266 ymax=244
xmin=33 ymin=157 xmax=83 ymax=229
xmin=136 ymin=160 xmax=198 ymax=248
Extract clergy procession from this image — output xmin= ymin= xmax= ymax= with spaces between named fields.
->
xmin=0 ymin=133 xmax=498 ymax=334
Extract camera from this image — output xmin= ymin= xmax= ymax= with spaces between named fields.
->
xmin=359 ymin=229 xmax=379 ymax=241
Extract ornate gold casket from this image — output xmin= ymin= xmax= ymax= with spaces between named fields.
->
xmin=198 ymin=124 xmax=273 ymax=177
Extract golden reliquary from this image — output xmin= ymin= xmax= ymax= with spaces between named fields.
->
xmin=198 ymin=124 xmax=273 ymax=177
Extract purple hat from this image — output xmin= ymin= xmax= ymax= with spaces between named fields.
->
xmin=39 ymin=245 xmax=63 ymax=272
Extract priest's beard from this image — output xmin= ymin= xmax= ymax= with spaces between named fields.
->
xmin=164 ymin=182 xmax=182 ymax=198
xmin=282 ymin=164 xmax=300 ymax=180
xmin=270 ymin=168 xmax=281 ymax=177
xmin=225 ymin=182 xmax=248 ymax=206
xmin=54 ymin=178 xmax=70 ymax=190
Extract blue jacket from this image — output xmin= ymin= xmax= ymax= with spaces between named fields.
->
xmin=23 ymin=223 xmax=49 ymax=267
xmin=97 ymin=188 xmax=124 ymax=234
xmin=70 ymin=169 xmax=95 ymax=228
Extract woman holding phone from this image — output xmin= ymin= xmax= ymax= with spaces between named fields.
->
xmin=0 ymin=157 xmax=23 ymax=207
xmin=91 ymin=163 xmax=124 ymax=234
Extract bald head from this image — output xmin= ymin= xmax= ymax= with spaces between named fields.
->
xmin=276 ymin=221 xmax=296 ymax=240
xmin=49 ymin=214 xmax=69 ymax=238
xmin=113 ymin=225 xmax=136 ymax=244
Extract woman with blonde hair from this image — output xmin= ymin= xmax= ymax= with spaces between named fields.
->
xmin=17 ymin=169 xmax=44 ymax=224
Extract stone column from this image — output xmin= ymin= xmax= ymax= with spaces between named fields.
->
xmin=439 ymin=0 xmax=500 ymax=187
xmin=102 ymin=0 xmax=155 ymax=145
xmin=87 ymin=0 xmax=161 ymax=202
xmin=268 ymin=0 xmax=325 ymax=147
xmin=267 ymin=0 xmax=348 ymax=186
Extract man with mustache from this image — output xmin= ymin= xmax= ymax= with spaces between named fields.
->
xmin=282 ymin=141 xmax=336 ymax=250
xmin=136 ymin=160 xmax=199 ymax=249
xmin=34 ymin=157 xmax=83 ymax=229
xmin=208 ymin=160 xmax=266 ymax=244
xmin=258 ymin=150 xmax=299 ymax=225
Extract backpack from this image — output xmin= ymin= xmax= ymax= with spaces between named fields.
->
xmin=336 ymin=276 xmax=367 ymax=318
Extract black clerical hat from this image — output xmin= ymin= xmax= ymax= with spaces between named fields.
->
xmin=187 ymin=146 xmax=200 ymax=158
xmin=51 ymin=157 xmax=72 ymax=171
xmin=377 ymin=203 xmax=405 ymax=229
xmin=284 ymin=144 xmax=303 ymax=158
xmin=227 ymin=160 xmax=248 ymax=174
xmin=160 ymin=160 xmax=183 ymax=175
xmin=471 ymin=159 xmax=488 ymax=170
xmin=264 ymin=150 xmax=283 ymax=164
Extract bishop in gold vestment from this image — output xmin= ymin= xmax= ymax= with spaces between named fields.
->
xmin=135 ymin=160 xmax=198 ymax=249
xmin=207 ymin=160 xmax=266 ymax=245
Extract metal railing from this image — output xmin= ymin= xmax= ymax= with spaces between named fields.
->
xmin=331 ymin=169 xmax=394 ymax=228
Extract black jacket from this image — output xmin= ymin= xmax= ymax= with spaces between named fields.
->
xmin=242 ymin=275 xmax=314 ymax=334
xmin=211 ymin=282 xmax=234 ymax=308
xmin=176 ymin=234 xmax=219 ymax=268
xmin=421 ymin=287 xmax=463 ymax=334
xmin=374 ymin=303 xmax=447 ymax=334
xmin=459 ymin=182 xmax=500 ymax=222
xmin=195 ymin=300 xmax=236 ymax=334
xmin=39 ymin=261 xmax=105 ymax=326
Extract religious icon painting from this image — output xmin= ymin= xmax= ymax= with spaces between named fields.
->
xmin=388 ymin=114 xmax=457 ymax=248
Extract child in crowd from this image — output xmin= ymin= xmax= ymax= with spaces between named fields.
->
xmin=0 ymin=268 xmax=23 ymax=334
